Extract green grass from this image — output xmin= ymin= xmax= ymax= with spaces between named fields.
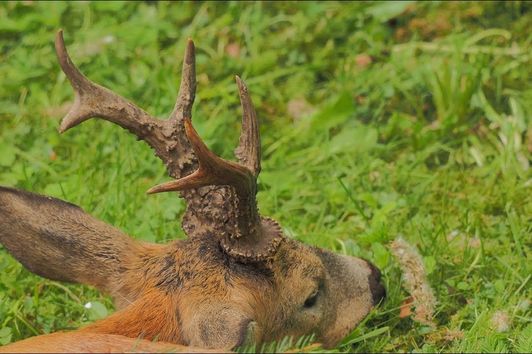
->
xmin=0 ymin=1 xmax=530 ymax=352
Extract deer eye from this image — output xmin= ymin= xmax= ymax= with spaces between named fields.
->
xmin=303 ymin=289 xmax=319 ymax=308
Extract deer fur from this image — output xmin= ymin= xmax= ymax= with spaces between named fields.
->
xmin=0 ymin=30 xmax=385 ymax=352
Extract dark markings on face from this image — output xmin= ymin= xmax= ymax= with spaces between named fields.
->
xmin=153 ymin=237 xmax=273 ymax=293
xmin=301 ymin=263 xmax=320 ymax=279
xmin=315 ymin=247 xmax=354 ymax=284
xmin=315 ymin=247 xmax=337 ymax=266
xmin=195 ymin=236 xmax=273 ymax=280
xmin=275 ymin=242 xmax=300 ymax=277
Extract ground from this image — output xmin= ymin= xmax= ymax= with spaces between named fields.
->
xmin=0 ymin=2 xmax=530 ymax=352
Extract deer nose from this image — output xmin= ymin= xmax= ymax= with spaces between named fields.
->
xmin=365 ymin=260 xmax=386 ymax=306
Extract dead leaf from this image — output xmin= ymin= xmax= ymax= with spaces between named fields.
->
xmin=355 ymin=54 xmax=372 ymax=69
xmin=369 ymin=170 xmax=381 ymax=183
xmin=198 ymin=73 xmax=210 ymax=86
xmin=399 ymin=296 xmax=413 ymax=318
xmin=443 ymin=329 xmax=464 ymax=341
xmin=287 ymin=98 xmax=315 ymax=121
xmin=356 ymin=95 xmax=367 ymax=105
xmin=426 ymin=327 xmax=464 ymax=344
xmin=225 ymin=43 xmax=240 ymax=59
xmin=394 ymin=27 xmax=408 ymax=41
xmin=391 ymin=237 xmax=436 ymax=326
xmin=491 ymin=310 xmax=511 ymax=332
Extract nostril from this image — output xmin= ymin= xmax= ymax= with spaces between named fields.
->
xmin=365 ymin=260 xmax=386 ymax=306
xmin=368 ymin=262 xmax=381 ymax=281
xmin=371 ymin=281 xmax=386 ymax=306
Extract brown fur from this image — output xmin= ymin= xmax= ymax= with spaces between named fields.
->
xmin=1 ymin=186 xmax=384 ymax=350
xmin=0 ymin=332 xmax=217 ymax=353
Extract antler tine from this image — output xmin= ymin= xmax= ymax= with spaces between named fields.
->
xmin=147 ymin=117 xmax=282 ymax=261
xmin=169 ymin=39 xmax=196 ymax=122
xmin=55 ymin=30 xmax=170 ymax=159
xmin=147 ymin=118 xmax=254 ymax=196
xmin=234 ymin=76 xmax=261 ymax=176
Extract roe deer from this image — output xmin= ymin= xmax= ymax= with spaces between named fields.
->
xmin=0 ymin=30 xmax=385 ymax=352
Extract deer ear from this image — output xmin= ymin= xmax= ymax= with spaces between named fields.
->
xmin=0 ymin=186 xmax=142 ymax=294
xmin=182 ymin=303 xmax=259 ymax=349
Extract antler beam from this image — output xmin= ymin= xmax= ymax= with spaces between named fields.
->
xmin=55 ymin=30 xmax=197 ymax=176
xmin=56 ymin=31 xmax=165 ymax=156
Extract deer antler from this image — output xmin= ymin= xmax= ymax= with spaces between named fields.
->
xmin=56 ymin=30 xmax=283 ymax=262
xmin=147 ymin=115 xmax=282 ymax=261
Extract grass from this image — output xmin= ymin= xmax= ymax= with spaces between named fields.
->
xmin=0 ymin=1 xmax=530 ymax=352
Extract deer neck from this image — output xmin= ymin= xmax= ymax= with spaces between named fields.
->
xmin=81 ymin=289 xmax=184 ymax=344
xmin=106 ymin=240 xmax=192 ymax=309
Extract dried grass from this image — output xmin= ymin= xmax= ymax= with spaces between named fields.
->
xmin=491 ymin=310 xmax=511 ymax=333
xmin=391 ymin=237 xmax=437 ymax=327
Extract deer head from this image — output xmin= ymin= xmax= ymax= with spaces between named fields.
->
xmin=0 ymin=30 xmax=385 ymax=350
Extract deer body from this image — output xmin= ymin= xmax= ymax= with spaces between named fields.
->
xmin=0 ymin=333 xmax=210 ymax=353
xmin=0 ymin=30 xmax=385 ymax=352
